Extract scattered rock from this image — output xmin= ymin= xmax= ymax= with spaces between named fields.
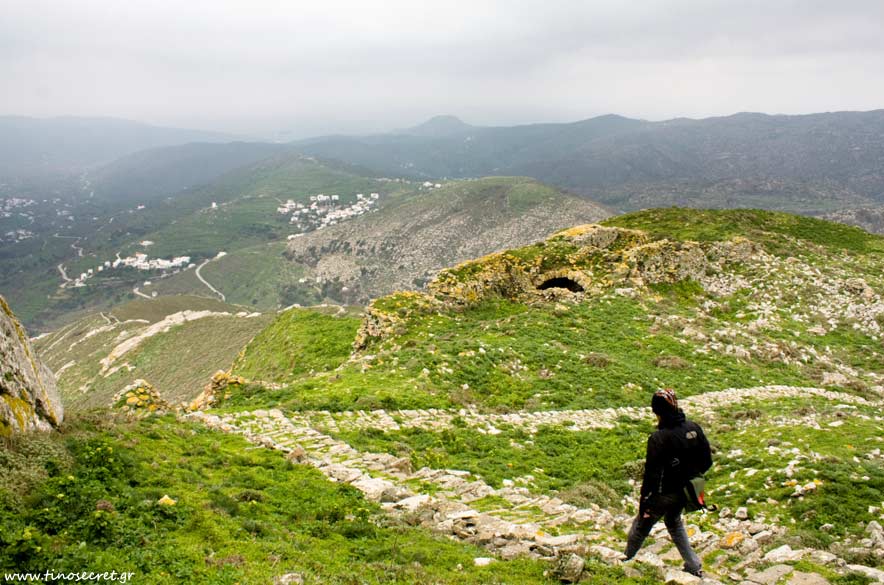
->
xmin=112 ymin=379 xmax=170 ymax=417
xmin=663 ymin=569 xmax=702 ymax=585
xmin=846 ymin=564 xmax=884 ymax=583
xmin=553 ymin=553 xmax=585 ymax=583
xmin=763 ymin=545 xmax=804 ymax=563
xmin=787 ymin=571 xmax=829 ymax=585
xmin=736 ymin=506 xmax=749 ymax=520
xmin=473 ymin=557 xmax=495 ymax=567
xmin=157 ymin=495 xmax=177 ymax=506
xmin=274 ymin=573 xmax=304 ymax=585
xmin=720 ymin=531 xmax=746 ymax=549
xmin=746 ymin=564 xmax=793 ymax=585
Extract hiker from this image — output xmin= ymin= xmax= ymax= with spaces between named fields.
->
xmin=624 ymin=388 xmax=712 ymax=578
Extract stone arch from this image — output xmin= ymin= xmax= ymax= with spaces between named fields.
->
xmin=537 ymin=276 xmax=585 ymax=293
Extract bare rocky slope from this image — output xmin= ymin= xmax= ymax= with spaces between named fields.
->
xmin=0 ymin=294 xmax=63 ymax=434
xmin=822 ymin=205 xmax=884 ymax=235
xmin=285 ymin=176 xmax=610 ymax=303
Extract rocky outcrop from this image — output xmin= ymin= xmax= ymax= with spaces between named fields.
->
xmin=187 ymin=370 xmax=247 ymax=411
xmin=112 ymin=379 xmax=169 ymax=417
xmin=354 ymin=224 xmax=761 ymax=348
xmin=0 ymin=294 xmax=64 ymax=434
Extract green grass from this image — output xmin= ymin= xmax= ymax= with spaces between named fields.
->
xmin=223 ymin=292 xmax=820 ymax=413
xmin=335 ymin=420 xmax=650 ymax=499
xmin=604 ymin=208 xmax=884 ymax=256
xmin=231 ymin=307 xmax=362 ymax=384
xmin=0 ymin=415 xmax=658 ymax=584
xmin=705 ymin=397 xmax=884 ymax=550
xmin=34 ymin=297 xmax=273 ymax=411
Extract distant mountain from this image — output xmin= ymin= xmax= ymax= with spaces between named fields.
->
xmin=398 ymin=115 xmax=475 ymax=137
xmin=0 ymin=116 xmax=237 ymax=178
xmin=294 ymin=110 xmax=884 ymax=212
xmin=90 ymin=141 xmax=294 ymax=205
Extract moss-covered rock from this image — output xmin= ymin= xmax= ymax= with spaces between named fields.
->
xmin=0 ymin=294 xmax=64 ymax=434
xmin=112 ymin=379 xmax=170 ymax=417
xmin=187 ymin=370 xmax=246 ymax=411
xmin=355 ymin=223 xmax=766 ymax=348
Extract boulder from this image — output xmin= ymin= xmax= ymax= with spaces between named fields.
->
xmin=553 ymin=553 xmax=585 ymax=583
xmin=0 ymin=294 xmax=64 ymax=434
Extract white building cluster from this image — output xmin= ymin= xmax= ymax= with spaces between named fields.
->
xmin=1 ymin=197 xmax=36 ymax=218
xmin=277 ymin=192 xmax=381 ymax=232
xmin=2 ymin=229 xmax=34 ymax=243
xmin=113 ymin=252 xmax=192 ymax=271
xmin=68 ymin=252 xmax=192 ymax=288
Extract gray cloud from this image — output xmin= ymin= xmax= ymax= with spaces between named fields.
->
xmin=2 ymin=0 xmax=884 ymax=138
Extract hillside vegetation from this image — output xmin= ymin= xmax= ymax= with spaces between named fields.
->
xmin=192 ymin=209 xmax=884 ymax=583
xmin=11 ymin=208 xmax=884 ymax=584
xmin=285 ymin=176 xmax=610 ymax=303
xmin=34 ymin=296 xmax=273 ymax=411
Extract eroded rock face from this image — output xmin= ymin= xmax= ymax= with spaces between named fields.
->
xmin=0 ymin=295 xmax=64 ymax=434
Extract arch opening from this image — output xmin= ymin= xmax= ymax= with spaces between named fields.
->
xmin=537 ymin=277 xmax=585 ymax=293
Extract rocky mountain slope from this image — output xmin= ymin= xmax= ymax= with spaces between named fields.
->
xmin=0 ymin=295 xmax=63 ymax=434
xmin=285 ymin=176 xmax=610 ymax=303
xmin=822 ymin=205 xmax=884 ymax=236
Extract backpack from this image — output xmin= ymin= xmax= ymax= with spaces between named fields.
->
xmin=683 ymin=475 xmax=716 ymax=512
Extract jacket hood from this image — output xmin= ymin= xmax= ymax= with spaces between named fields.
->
xmin=657 ymin=409 xmax=686 ymax=429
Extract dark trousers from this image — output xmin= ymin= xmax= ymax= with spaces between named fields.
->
xmin=624 ymin=492 xmax=701 ymax=574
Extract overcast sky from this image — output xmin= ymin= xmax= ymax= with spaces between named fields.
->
xmin=3 ymin=0 xmax=884 ymax=138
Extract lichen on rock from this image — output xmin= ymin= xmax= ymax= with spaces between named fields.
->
xmin=112 ymin=379 xmax=170 ymax=417
xmin=0 ymin=294 xmax=64 ymax=434
xmin=187 ymin=370 xmax=246 ymax=411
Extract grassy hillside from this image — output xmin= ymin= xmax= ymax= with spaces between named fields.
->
xmin=1 ymin=414 xmax=619 ymax=584
xmin=1 ymin=154 xmax=403 ymax=331
xmin=197 ymin=209 xmax=883 ymax=582
xmin=285 ymin=176 xmax=610 ymax=304
xmin=230 ymin=210 xmax=884 ymax=413
xmin=13 ymin=208 xmax=883 ymax=583
xmin=232 ymin=306 xmax=362 ymax=384
xmin=34 ymin=296 xmax=273 ymax=411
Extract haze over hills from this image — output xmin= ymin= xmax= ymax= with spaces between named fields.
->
xmin=295 ymin=109 xmax=884 ymax=213
xmin=89 ymin=141 xmax=294 ymax=205
xmin=4 ymin=107 xmax=884 ymax=333
xmin=0 ymin=116 xmax=238 ymax=179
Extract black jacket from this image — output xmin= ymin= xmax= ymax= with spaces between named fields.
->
xmin=640 ymin=411 xmax=712 ymax=503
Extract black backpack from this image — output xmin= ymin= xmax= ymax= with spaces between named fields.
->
xmin=683 ymin=475 xmax=717 ymax=512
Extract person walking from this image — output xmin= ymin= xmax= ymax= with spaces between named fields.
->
xmin=624 ymin=388 xmax=712 ymax=578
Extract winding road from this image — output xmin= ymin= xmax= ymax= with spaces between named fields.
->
xmin=195 ymin=255 xmax=226 ymax=302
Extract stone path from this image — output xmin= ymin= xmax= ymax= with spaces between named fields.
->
xmin=282 ymin=385 xmax=877 ymax=436
xmin=184 ymin=385 xmax=884 ymax=584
